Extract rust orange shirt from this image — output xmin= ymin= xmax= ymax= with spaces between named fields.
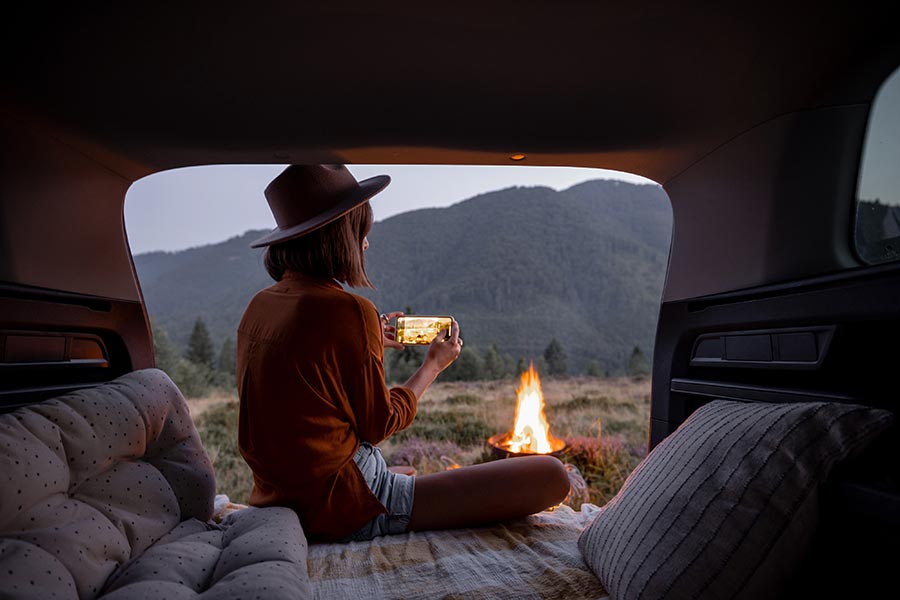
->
xmin=236 ymin=270 xmax=417 ymax=541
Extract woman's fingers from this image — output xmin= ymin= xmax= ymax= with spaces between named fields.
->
xmin=429 ymin=320 xmax=455 ymax=347
xmin=448 ymin=319 xmax=460 ymax=344
xmin=384 ymin=339 xmax=405 ymax=350
xmin=380 ymin=312 xmax=405 ymax=351
xmin=449 ymin=321 xmax=462 ymax=358
xmin=424 ymin=319 xmax=462 ymax=372
xmin=380 ymin=312 xmax=405 ymax=350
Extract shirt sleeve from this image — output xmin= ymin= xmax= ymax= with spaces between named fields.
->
xmin=345 ymin=296 xmax=417 ymax=445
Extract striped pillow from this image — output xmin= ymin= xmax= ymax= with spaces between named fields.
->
xmin=577 ymin=400 xmax=893 ymax=600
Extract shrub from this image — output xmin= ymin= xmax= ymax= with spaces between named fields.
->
xmin=440 ymin=346 xmax=485 ymax=381
xmin=586 ymin=360 xmax=605 ymax=377
xmin=557 ymin=394 xmax=612 ymax=411
xmin=543 ymin=338 xmax=568 ymax=376
xmin=445 ymin=393 xmax=481 ymax=406
xmin=627 ymin=345 xmax=650 ymax=377
xmin=604 ymin=419 xmax=644 ymax=436
xmin=195 ymin=401 xmax=253 ymax=504
xmin=394 ymin=410 xmax=493 ymax=447
xmin=562 ymin=433 xmax=643 ymax=506
xmin=384 ymin=437 xmax=465 ymax=475
xmin=171 ymin=359 xmax=216 ymax=398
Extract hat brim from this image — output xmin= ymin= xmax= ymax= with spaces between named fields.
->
xmin=249 ymin=174 xmax=390 ymax=248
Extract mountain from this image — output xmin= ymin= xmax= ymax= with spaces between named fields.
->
xmin=134 ymin=179 xmax=672 ymax=374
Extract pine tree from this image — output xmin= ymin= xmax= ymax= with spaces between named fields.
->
xmin=516 ymin=357 xmax=529 ymax=375
xmin=502 ymin=352 xmax=517 ymax=379
xmin=627 ymin=345 xmax=650 ymax=377
xmin=587 ymin=360 xmax=604 ymax=377
xmin=150 ymin=318 xmax=180 ymax=375
xmin=543 ymin=338 xmax=568 ymax=377
xmin=150 ymin=318 xmax=213 ymax=397
xmin=482 ymin=344 xmax=504 ymax=380
xmin=186 ymin=318 xmax=215 ymax=368
xmin=442 ymin=346 xmax=484 ymax=381
xmin=172 ymin=359 xmax=213 ymax=398
xmin=218 ymin=337 xmax=236 ymax=376
xmin=388 ymin=346 xmax=424 ymax=383
xmin=390 ymin=340 xmax=424 ymax=382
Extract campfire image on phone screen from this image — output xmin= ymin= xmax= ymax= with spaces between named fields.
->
xmin=396 ymin=316 xmax=453 ymax=345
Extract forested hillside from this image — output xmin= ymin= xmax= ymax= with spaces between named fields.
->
xmin=135 ymin=179 xmax=671 ymax=375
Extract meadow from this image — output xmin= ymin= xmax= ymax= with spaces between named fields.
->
xmin=189 ymin=376 xmax=651 ymax=509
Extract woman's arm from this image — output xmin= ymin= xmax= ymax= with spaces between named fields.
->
xmin=402 ymin=319 xmax=462 ymax=400
xmin=346 ymin=299 xmax=461 ymax=442
xmin=344 ymin=298 xmax=419 ymax=444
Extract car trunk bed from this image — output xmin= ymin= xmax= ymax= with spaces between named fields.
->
xmin=305 ymin=504 xmax=607 ymax=600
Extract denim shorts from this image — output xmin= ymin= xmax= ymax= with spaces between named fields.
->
xmin=339 ymin=441 xmax=416 ymax=542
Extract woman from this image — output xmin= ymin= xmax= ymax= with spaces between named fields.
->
xmin=237 ymin=164 xmax=570 ymax=543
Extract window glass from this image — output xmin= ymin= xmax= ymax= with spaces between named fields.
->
xmin=856 ymin=65 xmax=900 ymax=264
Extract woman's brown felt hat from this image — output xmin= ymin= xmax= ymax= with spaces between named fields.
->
xmin=250 ymin=164 xmax=390 ymax=248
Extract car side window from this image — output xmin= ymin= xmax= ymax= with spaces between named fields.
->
xmin=855 ymin=65 xmax=900 ymax=265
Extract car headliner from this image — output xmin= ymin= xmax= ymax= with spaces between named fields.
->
xmin=1 ymin=2 xmax=899 ymax=305
xmin=3 ymin=2 xmax=899 ymax=182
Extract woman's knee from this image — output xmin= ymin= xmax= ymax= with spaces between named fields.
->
xmin=528 ymin=455 xmax=570 ymax=506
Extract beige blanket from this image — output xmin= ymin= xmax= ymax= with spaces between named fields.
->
xmin=307 ymin=505 xmax=608 ymax=600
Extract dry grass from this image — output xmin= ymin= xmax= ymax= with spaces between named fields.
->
xmin=185 ymin=389 xmax=235 ymax=421
xmin=189 ymin=376 xmax=651 ymax=507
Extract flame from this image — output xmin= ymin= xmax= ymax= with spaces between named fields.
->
xmin=502 ymin=362 xmax=564 ymax=454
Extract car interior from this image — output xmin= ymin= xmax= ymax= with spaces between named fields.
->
xmin=2 ymin=3 xmax=899 ymax=599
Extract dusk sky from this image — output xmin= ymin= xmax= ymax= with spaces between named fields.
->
xmin=124 ymin=165 xmax=658 ymax=255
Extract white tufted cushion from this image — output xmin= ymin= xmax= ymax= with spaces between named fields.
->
xmin=0 ymin=368 xmax=216 ymax=599
xmin=101 ymin=507 xmax=312 ymax=599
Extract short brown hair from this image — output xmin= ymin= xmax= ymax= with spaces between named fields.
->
xmin=263 ymin=202 xmax=374 ymax=287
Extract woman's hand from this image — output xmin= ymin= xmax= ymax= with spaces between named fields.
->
xmin=380 ymin=311 xmax=405 ymax=350
xmin=425 ymin=318 xmax=462 ymax=373
xmin=402 ymin=319 xmax=463 ymax=401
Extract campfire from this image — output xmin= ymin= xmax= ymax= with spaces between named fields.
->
xmin=488 ymin=362 xmax=566 ymax=458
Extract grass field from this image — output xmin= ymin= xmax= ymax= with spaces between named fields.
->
xmin=189 ymin=376 xmax=651 ymax=508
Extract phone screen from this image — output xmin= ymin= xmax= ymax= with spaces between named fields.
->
xmin=395 ymin=316 xmax=453 ymax=345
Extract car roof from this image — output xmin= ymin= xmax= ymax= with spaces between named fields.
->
xmin=2 ymin=2 xmax=899 ymax=307
xmin=4 ymin=2 xmax=899 ymax=183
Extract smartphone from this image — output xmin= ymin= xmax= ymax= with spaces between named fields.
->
xmin=395 ymin=316 xmax=453 ymax=345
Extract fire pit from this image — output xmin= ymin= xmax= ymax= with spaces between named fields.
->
xmin=487 ymin=362 xmax=567 ymax=459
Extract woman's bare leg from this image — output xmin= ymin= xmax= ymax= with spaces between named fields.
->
xmin=407 ymin=455 xmax=570 ymax=532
